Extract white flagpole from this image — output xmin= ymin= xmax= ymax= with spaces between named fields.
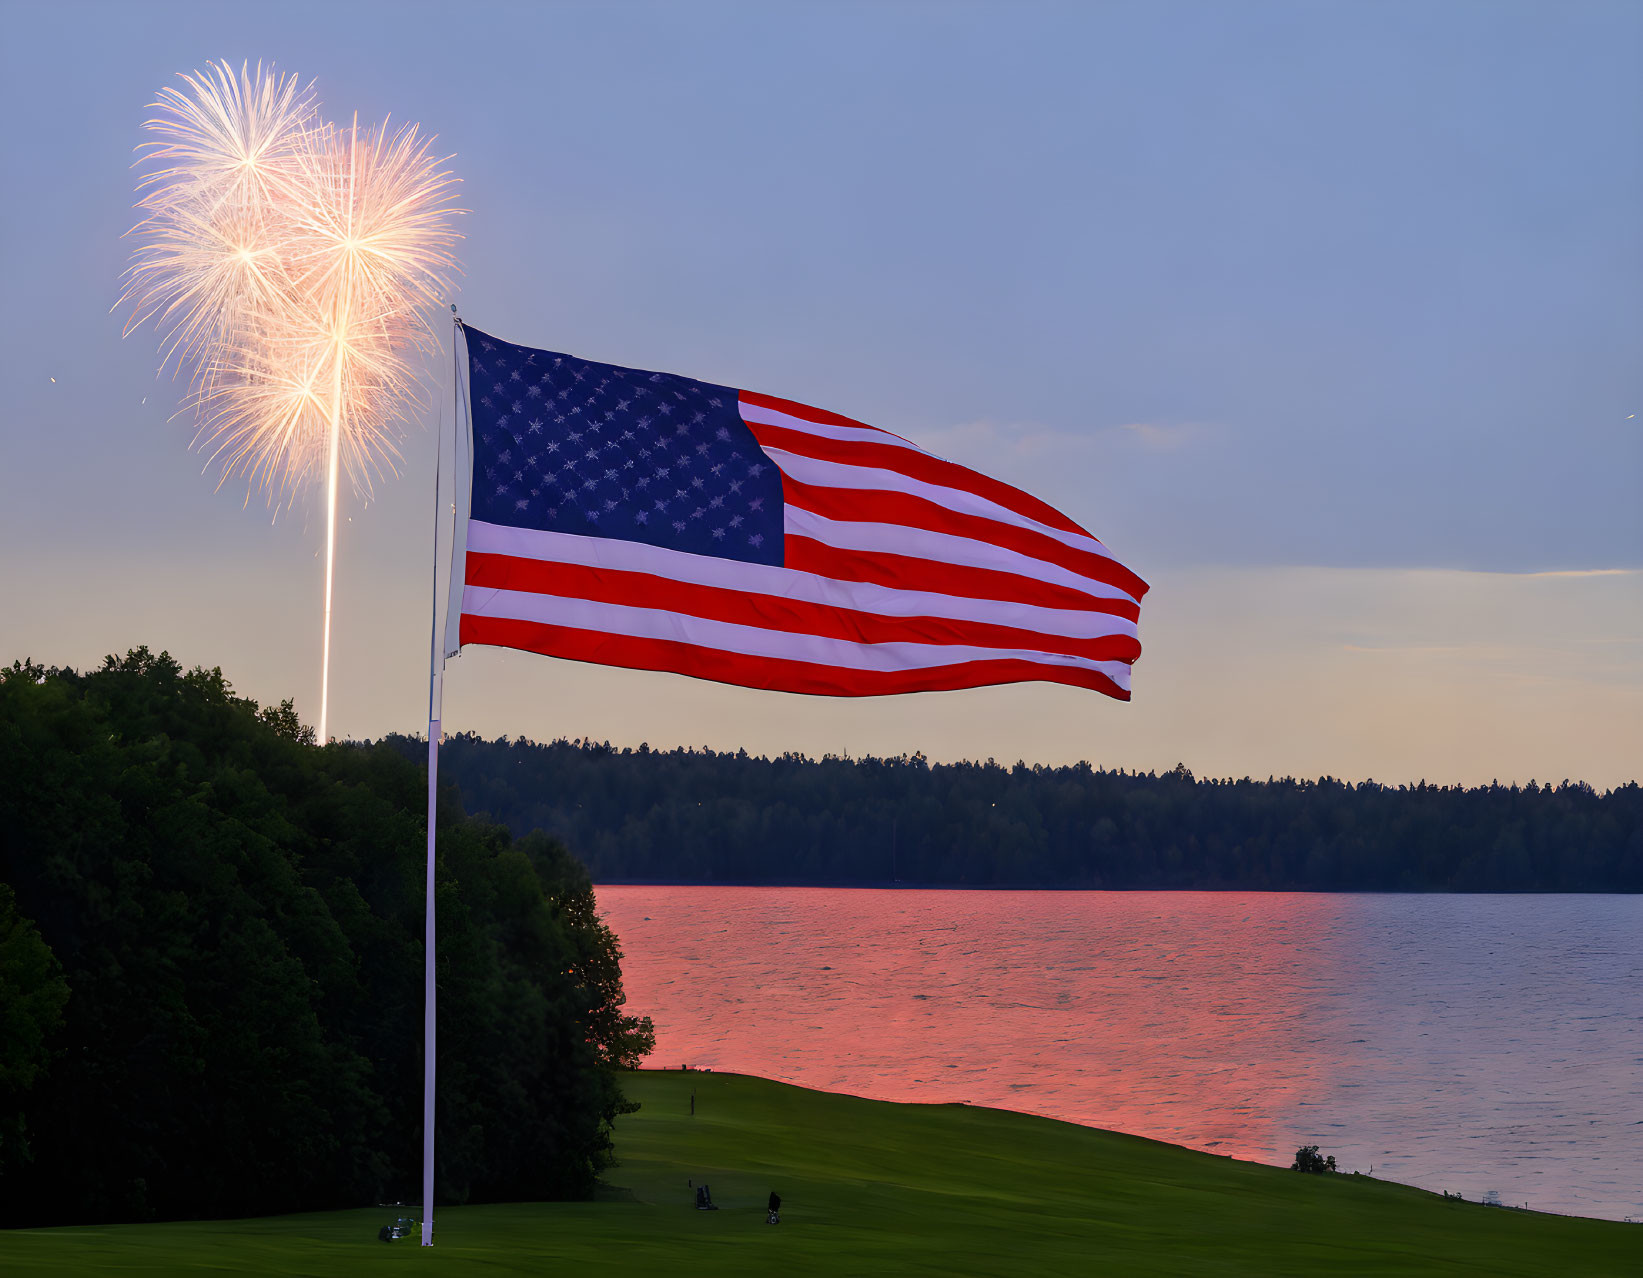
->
xmin=421 ymin=664 xmax=440 ymax=1247
xmin=421 ymin=308 xmax=459 ymax=1247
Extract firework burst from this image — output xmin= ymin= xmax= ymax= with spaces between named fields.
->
xmin=122 ymin=61 xmax=463 ymax=741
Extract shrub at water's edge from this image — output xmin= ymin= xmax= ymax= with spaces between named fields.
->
xmin=0 ymin=649 xmax=653 ymax=1227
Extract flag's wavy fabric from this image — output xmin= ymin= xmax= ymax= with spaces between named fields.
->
xmin=454 ymin=325 xmax=1147 ymax=700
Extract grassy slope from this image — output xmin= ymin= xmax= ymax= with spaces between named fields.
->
xmin=2 ymin=1070 xmax=1636 ymax=1277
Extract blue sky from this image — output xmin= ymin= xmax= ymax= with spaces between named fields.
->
xmin=1 ymin=1 xmax=1637 ymax=784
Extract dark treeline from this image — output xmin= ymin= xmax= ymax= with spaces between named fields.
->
xmin=407 ymin=735 xmax=1642 ymax=892
xmin=0 ymin=651 xmax=653 ymax=1227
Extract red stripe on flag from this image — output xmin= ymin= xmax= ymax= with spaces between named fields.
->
xmin=784 ymin=536 xmax=1143 ymax=622
xmin=740 ymin=388 xmax=919 ymax=443
xmin=465 ymin=551 xmax=1142 ymax=663
xmin=460 ymin=614 xmax=1133 ymax=701
xmin=779 ymin=475 xmax=1150 ymax=603
xmin=742 ymin=410 xmax=1113 ymax=553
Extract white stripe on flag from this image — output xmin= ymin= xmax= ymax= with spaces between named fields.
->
xmin=738 ymin=399 xmax=924 ymax=453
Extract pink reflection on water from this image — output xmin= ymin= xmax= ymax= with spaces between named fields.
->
xmin=598 ymin=886 xmax=1358 ymax=1165
xmin=599 ymin=887 xmax=1643 ymax=1219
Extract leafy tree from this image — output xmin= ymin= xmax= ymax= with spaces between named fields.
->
xmin=0 ymin=652 xmax=650 ymax=1226
xmin=0 ymin=883 xmax=69 ymax=1173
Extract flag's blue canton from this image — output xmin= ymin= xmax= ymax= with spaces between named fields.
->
xmin=465 ymin=326 xmax=785 ymax=566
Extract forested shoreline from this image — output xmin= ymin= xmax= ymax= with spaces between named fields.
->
xmin=0 ymin=652 xmax=653 ymax=1227
xmin=407 ymin=735 xmax=1641 ymax=892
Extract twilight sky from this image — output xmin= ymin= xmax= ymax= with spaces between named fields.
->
xmin=1 ymin=0 xmax=1638 ymax=786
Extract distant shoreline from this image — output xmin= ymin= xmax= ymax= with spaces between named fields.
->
xmin=411 ymin=735 xmax=1643 ymax=893
xmin=594 ymin=881 xmax=1642 ymax=894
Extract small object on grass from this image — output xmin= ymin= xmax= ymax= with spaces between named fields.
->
xmin=1291 ymin=1145 xmax=1336 ymax=1174
xmin=767 ymin=1190 xmax=782 ymax=1225
xmin=696 ymin=1183 xmax=718 ymax=1211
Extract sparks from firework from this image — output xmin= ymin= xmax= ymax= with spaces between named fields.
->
xmin=121 ymin=61 xmax=462 ymax=742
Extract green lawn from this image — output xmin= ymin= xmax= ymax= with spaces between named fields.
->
xmin=3 ymin=1069 xmax=1637 ymax=1276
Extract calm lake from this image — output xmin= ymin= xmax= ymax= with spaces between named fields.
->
xmin=596 ymin=887 xmax=1642 ymax=1221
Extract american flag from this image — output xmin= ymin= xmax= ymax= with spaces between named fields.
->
xmin=452 ymin=325 xmax=1148 ymax=700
